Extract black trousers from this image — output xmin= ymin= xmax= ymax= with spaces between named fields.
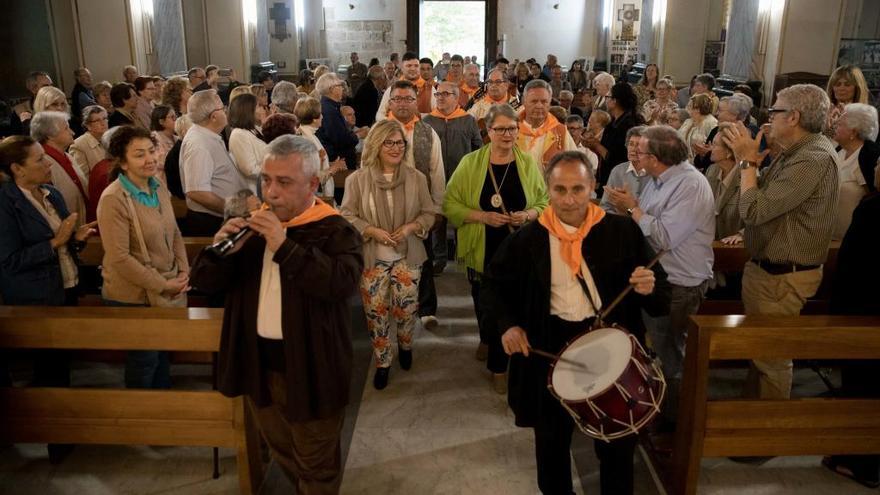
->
xmin=468 ymin=269 xmax=508 ymax=374
xmin=535 ymin=315 xmax=636 ymax=495
xmin=418 ymin=236 xmax=437 ymax=318
xmin=830 ymin=360 xmax=880 ymax=483
xmin=184 ymin=210 xmax=223 ymax=237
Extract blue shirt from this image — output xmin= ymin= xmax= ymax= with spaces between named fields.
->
xmin=119 ymin=174 xmax=161 ymax=208
xmin=637 ymin=162 xmax=715 ymax=287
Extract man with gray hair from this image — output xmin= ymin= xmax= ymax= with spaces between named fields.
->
xmin=458 ymin=63 xmax=481 ymax=108
xmin=723 ymin=83 xmax=839 ymax=401
xmin=181 ymin=89 xmax=247 ymax=235
xmin=605 ymin=125 xmax=715 ymax=428
xmin=270 ymin=80 xmax=300 ymax=115
xmin=122 ymin=65 xmax=139 ymax=84
xmin=516 ymin=79 xmax=577 ymax=169
xmin=191 ymin=134 xmax=363 ymax=494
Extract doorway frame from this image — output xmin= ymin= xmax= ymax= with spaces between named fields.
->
xmin=406 ymin=0 xmax=498 ymax=66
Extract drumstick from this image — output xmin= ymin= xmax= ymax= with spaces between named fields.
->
xmin=529 ymin=347 xmax=589 ymax=370
xmin=597 ymin=250 xmax=666 ymax=323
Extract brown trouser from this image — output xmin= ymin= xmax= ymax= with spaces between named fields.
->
xmin=741 ymin=262 xmax=823 ymax=399
xmin=247 ymin=371 xmax=345 ymax=495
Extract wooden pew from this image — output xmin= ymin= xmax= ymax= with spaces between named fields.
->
xmin=668 ymin=315 xmax=880 ymax=495
xmin=0 ymin=306 xmax=263 ymax=494
xmin=79 ymin=237 xmax=213 ymax=267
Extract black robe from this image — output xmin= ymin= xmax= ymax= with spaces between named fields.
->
xmin=190 ymin=215 xmax=364 ymax=422
xmin=481 ymin=214 xmax=670 ymax=427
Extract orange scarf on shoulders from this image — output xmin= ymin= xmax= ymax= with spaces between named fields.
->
xmin=484 ymin=92 xmax=509 ymax=105
xmin=429 ymin=106 xmax=468 ymax=121
xmin=538 ymin=204 xmax=605 ymax=278
xmin=518 ymin=112 xmax=561 ymax=139
xmin=388 ymin=113 xmax=420 ymax=132
xmin=260 ymin=198 xmax=339 ymax=228
xmin=460 ymin=83 xmax=478 ymax=98
xmin=404 ymin=76 xmax=428 ymax=92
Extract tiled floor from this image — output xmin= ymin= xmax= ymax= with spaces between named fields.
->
xmin=0 ymin=263 xmax=875 ymax=494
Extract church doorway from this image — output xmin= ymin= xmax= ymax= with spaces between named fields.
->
xmin=407 ymin=0 xmax=498 ymax=67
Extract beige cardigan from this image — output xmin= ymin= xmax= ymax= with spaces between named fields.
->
xmin=97 ymin=179 xmax=189 ymax=304
xmin=340 ymin=165 xmax=436 ymax=268
xmin=70 ymin=132 xmax=106 ymax=178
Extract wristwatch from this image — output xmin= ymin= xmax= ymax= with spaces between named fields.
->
xmin=738 ymin=159 xmax=756 ymax=169
xmin=626 ymin=207 xmax=636 ymax=216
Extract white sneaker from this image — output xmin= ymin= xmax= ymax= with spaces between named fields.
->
xmin=421 ymin=315 xmax=439 ymax=330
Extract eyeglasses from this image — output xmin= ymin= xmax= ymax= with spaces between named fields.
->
xmin=489 ymin=126 xmax=518 ymax=136
xmin=390 ymin=96 xmax=416 ymax=103
xmin=634 ymin=150 xmax=654 ymax=158
xmin=87 ymin=117 xmax=109 ymax=124
xmin=382 ymin=139 xmax=407 ymax=149
xmin=210 ymin=107 xmax=225 ymax=116
xmin=434 ymin=91 xmax=457 ymax=99
xmin=767 ymin=107 xmax=790 ymax=114
xmin=486 ymin=79 xmax=506 ymax=85
xmin=333 ymin=83 xmax=347 ymax=89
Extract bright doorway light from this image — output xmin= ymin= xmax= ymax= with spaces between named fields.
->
xmin=421 ymin=1 xmax=485 ymax=66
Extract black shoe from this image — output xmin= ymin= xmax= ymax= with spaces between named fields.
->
xmin=47 ymin=443 xmax=75 ymax=465
xmin=399 ymin=349 xmax=412 ymax=370
xmin=373 ymin=367 xmax=389 ymax=390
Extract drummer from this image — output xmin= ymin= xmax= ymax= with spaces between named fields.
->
xmin=480 ymin=150 xmax=671 ymax=495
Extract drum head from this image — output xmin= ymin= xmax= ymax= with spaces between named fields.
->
xmin=550 ymin=328 xmax=632 ymax=401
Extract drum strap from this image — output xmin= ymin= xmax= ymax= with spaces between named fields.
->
xmin=575 ymin=273 xmax=602 ymax=326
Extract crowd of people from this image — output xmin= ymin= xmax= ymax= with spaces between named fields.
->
xmin=1 ymin=49 xmax=878 ymax=493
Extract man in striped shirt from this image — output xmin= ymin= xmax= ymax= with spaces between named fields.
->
xmin=723 ymin=83 xmax=839 ymax=400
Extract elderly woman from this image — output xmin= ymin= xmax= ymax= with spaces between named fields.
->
xmin=87 ymin=126 xmax=122 ymax=218
xmin=315 ymin=73 xmax=359 ymax=171
xmin=693 ymin=94 xmax=755 ymax=170
xmin=261 ymin=112 xmax=299 ymax=143
xmin=633 ymin=63 xmax=660 ymax=107
xmin=93 ymin=81 xmax=114 ymax=114
xmin=826 ymin=65 xmax=871 ymax=142
xmin=586 ymin=82 xmax=645 ymax=188
xmin=228 ymin=93 xmax=267 ymax=193
xmin=295 ymin=97 xmax=346 ymax=202
xmin=33 ymin=86 xmax=70 ymax=114
xmin=0 ymin=137 xmax=96 ymax=453
xmin=678 ymin=93 xmax=718 ymax=161
xmin=832 ymin=103 xmax=879 ymax=239
xmin=513 ymin=62 xmax=533 ymax=98
xmin=161 ymin=77 xmax=191 ymax=116
xmin=642 ymin=77 xmax=678 ymax=125
xmin=108 ymin=83 xmax=142 ymax=128
xmin=340 ymin=120 xmax=436 ymax=390
xmin=592 ymin=72 xmax=615 ymax=111
xmin=97 ymin=126 xmax=189 ymax=389
xmin=31 ymin=111 xmax=89 ymax=225
xmin=70 ymin=105 xmax=108 ymax=178
xmin=150 ymin=105 xmax=177 ymax=183
xmin=705 ymin=122 xmax=743 ymax=242
xmin=443 ymin=103 xmax=548 ymax=393
xmin=163 ymin=115 xmax=193 ymax=200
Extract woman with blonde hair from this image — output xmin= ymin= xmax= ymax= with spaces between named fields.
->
xmin=294 ymin=96 xmax=345 ymax=201
xmin=826 ymin=65 xmax=871 ymax=141
xmin=33 ymin=86 xmax=70 ymax=114
xmin=340 ymin=119 xmax=436 ymax=390
xmin=678 ymin=93 xmax=718 ymax=161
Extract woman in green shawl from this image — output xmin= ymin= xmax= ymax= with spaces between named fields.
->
xmin=443 ymin=103 xmax=548 ymax=394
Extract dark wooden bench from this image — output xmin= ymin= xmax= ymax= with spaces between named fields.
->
xmin=0 ymin=306 xmax=263 ymax=494
xmin=667 ymin=314 xmax=880 ymax=494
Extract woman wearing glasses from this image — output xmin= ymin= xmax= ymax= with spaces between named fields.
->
xmin=340 ymin=120 xmax=436 ymax=390
xmin=443 ymin=103 xmax=548 ymax=394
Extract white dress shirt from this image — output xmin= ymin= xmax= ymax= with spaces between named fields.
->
xmin=549 ymin=223 xmax=603 ymax=322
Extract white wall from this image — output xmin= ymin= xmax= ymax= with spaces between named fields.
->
xmin=498 ymin=0 xmax=602 ymax=66
xmin=75 ymin=0 xmax=136 ymax=84
xmin=204 ymin=0 xmax=248 ymax=78
xmin=658 ymin=0 xmax=709 ymax=84
xmin=778 ymin=0 xmax=844 ymax=75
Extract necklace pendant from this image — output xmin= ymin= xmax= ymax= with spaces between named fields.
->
xmin=491 ymin=194 xmax=503 ymax=208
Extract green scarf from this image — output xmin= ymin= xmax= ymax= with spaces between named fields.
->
xmin=442 ymin=144 xmax=549 ymax=273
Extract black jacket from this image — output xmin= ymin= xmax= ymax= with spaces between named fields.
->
xmin=317 ymin=96 xmax=360 ymax=170
xmin=0 ymin=182 xmax=73 ymax=305
xmin=189 ymin=215 xmax=364 ymax=421
xmin=352 ymin=79 xmax=380 ymax=128
xmin=481 ymin=214 xmax=670 ymax=427
xmin=599 ymin=110 xmax=644 ymax=189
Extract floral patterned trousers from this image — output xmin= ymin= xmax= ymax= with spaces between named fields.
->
xmin=360 ymin=259 xmax=421 ymax=368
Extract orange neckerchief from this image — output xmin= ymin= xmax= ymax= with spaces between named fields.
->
xmin=388 ymin=113 xmax=420 ymax=132
xmin=460 ymin=83 xmax=478 ymax=97
xmin=518 ymin=112 xmax=561 ymax=139
xmin=483 ymin=92 xmax=509 ymax=105
xmin=445 ymin=73 xmax=462 ymax=84
xmin=403 ymin=76 xmax=427 ymax=92
xmin=259 ymin=198 xmax=339 ymax=228
xmin=538 ymin=204 xmax=606 ymax=278
xmin=429 ymin=106 xmax=468 ymax=121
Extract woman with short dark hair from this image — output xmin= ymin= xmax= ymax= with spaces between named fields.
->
xmin=149 ymin=105 xmax=177 ymax=183
xmin=97 ymin=125 xmax=189 ymax=389
xmin=108 ymin=83 xmax=142 ymax=128
xmin=586 ymin=82 xmax=645 ymax=188
xmin=228 ymin=93 xmax=266 ymax=193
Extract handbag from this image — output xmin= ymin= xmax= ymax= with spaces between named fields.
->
xmin=123 ymin=192 xmax=186 ymax=308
